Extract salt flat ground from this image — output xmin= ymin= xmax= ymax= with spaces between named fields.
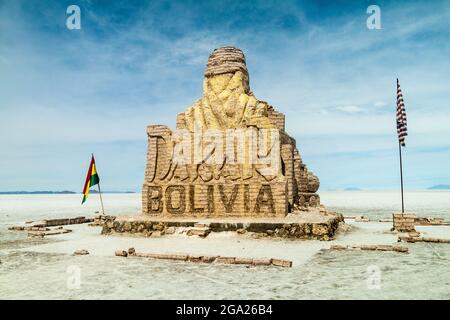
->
xmin=1 ymin=191 xmax=450 ymax=299
xmin=7 ymin=220 xmax=450 ymax=266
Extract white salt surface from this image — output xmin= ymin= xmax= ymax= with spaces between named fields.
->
xmin=1 ymin=192 xmax=450 ymax=299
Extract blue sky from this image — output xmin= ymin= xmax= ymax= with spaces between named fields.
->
xmin=0 ymin=0 xmax=449 ymax=191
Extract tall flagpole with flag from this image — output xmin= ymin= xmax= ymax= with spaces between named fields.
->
xmin=81 ymin=154 xmax=105 ymax=215
xmin=396 ymin=78 xmax=408 ymax=213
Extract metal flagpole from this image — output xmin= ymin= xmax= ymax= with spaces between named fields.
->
xmin=395 ymin=77 xmax=408 ymax=220
xmin=398 ymin=141 xmax=405 ymax=213
xmin=97 ymin=181 xmax=105 ymax=215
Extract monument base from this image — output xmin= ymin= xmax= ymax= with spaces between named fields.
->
xmin=101 ymin=209 xmax=343 ymax=241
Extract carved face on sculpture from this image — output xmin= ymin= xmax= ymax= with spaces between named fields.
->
xmin=184 ymin=46 xmax=274 ymax=130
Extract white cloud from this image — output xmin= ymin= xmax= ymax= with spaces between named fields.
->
xmin=374 ymin=101 xmax=387 ymax=107
xmin=335 ymin=105 xmax=362 ymax=113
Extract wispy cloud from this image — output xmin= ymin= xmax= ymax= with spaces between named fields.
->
xmin=335 ymin=105 xmax=362 ymax=113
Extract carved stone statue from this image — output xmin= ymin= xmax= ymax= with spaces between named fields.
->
xmin=142 ymin=46 xmax=320 ymax=217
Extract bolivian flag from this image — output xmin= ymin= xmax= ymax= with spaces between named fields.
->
xmin=81 ymin=155 xmax=100 ymax=204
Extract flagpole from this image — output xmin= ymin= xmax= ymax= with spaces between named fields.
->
xmin=97 ymin=182 xmax=105 ymax=215
xmin=396 ymin=78 xmax=407 ymax=215
xmin=398 ymin=141 xmax=405 ymax=213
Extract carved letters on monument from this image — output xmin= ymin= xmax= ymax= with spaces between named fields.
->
xmin=142 ymin=47 xmax=320 ymax=217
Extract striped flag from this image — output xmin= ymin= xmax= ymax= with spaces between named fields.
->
xmin=396 ymin=78 xmax=408 ymax=146
xmin=81 ymin=154 xmax=100 ymax=204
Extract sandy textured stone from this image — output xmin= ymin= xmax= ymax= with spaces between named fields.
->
xmin=393 ymin=213 xmax=417 ymax=232
xmin=375 ymin=245 xmax=393 ymax=251
xmin=234 ymin=257 xmax=253 ymax=265
xmin=27 ymin=228 xmax=72 ymax=237
xmin=166 ymin=254 xmax=189 ymax=261
xmin=165 ymin=226 xmax=176 ymax=234
xmin=151 ymin=231 xmax=162 ymax=237
xmin=360 ymin=245 xmax=378 ymax=251
xmin=126 ymin=250 xmax=295 ymax=267
xmin=392 ymin=245 xmax=409 ymax=253
xmin=252 ymin=258 xmax=272 ymax=266
xmin=312 ymin=224 xmax=328 ymax=236
xmin=330 ymin=244 xmax=408 ymax=254
xmin=186 ymin=228 xmax=211 ymax=237
xmin=271 ymin=259 xmax=292 ymax=268
xmin=103 ymin=212 xmax=342 ymax=241
xmin=74 ymin=249 xmax=89 ymax=255
xmin=201 ymin=255 xmax=218 ymax=263
xmin=215 ymin=257 xmax=236 ymax=264
xmin=188 ymin=255 xmax=203 ymax=262
xmin=330 ymin=244 xmax=348 ymax=250
xmin=115 ymin=250 xmax=128 ymax=257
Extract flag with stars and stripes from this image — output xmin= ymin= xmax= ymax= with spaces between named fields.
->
xmin=396 ymin=78 xmax=408 ymax=147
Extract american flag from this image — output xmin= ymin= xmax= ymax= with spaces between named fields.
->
xmin=396 ymin=78 xmax=408 ymax=147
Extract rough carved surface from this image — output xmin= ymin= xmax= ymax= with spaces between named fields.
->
xmin=102 ymin=216 xmax=341 ymax=241
xmin=142 ymin=46 xmax=321 ymax=217
xmin=392 ymin=213 xmax=417 ymax=232
xmin=182 ymin=46 xmax=273 ymax=130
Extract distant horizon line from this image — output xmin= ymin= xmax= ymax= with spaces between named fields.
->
xmin=1 ymin=184 xmax=449 ymax=194
xmin=0 ymin=190 xmax=137 ymax=195
xmin=326 ymin=184 xmax=450 ymax=191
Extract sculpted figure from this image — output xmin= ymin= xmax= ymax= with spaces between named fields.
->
xmin=183 ymin=47 xmax=275 ymax=130
xmin=143 ymin=46 xmax=321 ymax=216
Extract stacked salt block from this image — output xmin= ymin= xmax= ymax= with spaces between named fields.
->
xmin=116 ymin=248 xmax=292 ymax=267
xmin=186 ymin=224 xmax=211 ymax=237
xmin=330 ymin=244 xmax=408 ymax=253
xmin=43 ymin=216 xmax=93 ymax=226
xmin=74 ymin=249 xmax=89 ymax=255
xmin=9 ymin=216 xmax=93 ymax=231
xmin=398 ymin=236 xmax=450 ymax=243
xmin=392 ymin=213 xmax=417 ymax=232
xmin=414 ymin=217 xmax=450 ymax=226
xmin=92 ymin=215 xmax=116 ymax=226
xmin=9 ymin=219 xmax=78 ymax=238
xmin=267 ymin=109 xmax=285 ymax=132
xmin=28 ymin=227 xmax=72 ymax=238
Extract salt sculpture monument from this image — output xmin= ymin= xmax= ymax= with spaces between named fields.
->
xmin=142 ymin=47 xmax=320 ymax=217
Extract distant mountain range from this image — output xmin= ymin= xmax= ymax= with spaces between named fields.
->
xmin=3 ymin=186 xmax=448 ymax=194
xmin=0 ymin=190 xmax=136 ymax=195
xmin=326 ymin=187 xmax=362 ymax=191
xmin=0 ymin=191 xmax=76 ymax=195
xmin=88 ymin=190 xmax=136 ymax=194
xmin=428 ymin=185 xmax=450 ymax=190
